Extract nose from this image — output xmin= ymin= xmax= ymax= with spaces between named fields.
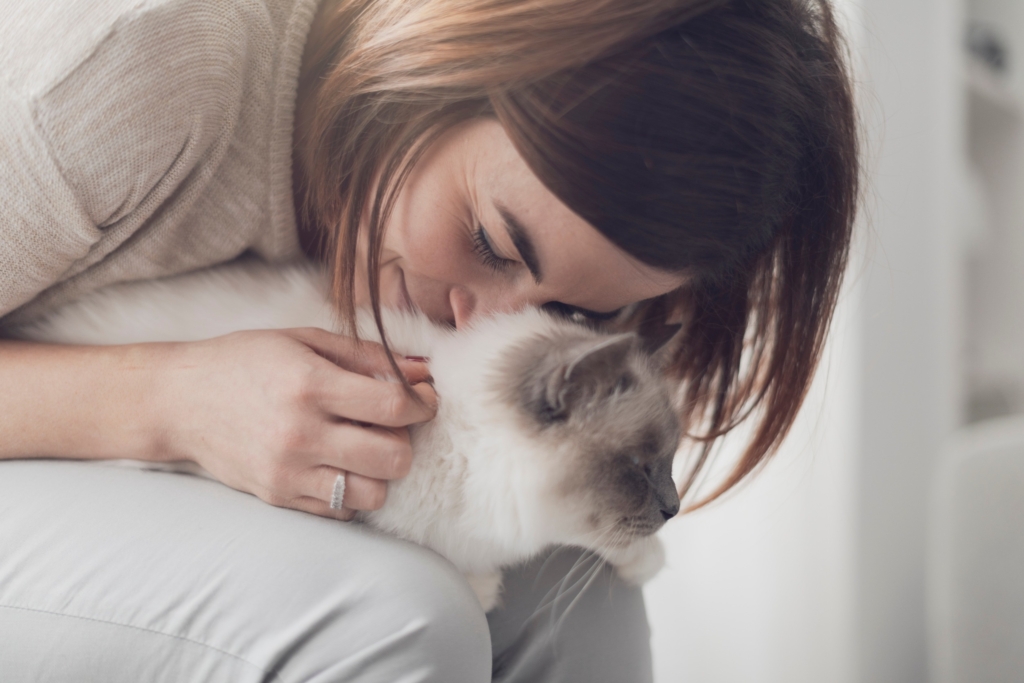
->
xmin=449 ymin=286 xmax=476 ymax=329
xmin=653 ymin=467 xmax=680 ymax=522
xmin=449 ymin=286 xmax=533 ymax=330
xmin=660 ymin=502 xmax=680 ymax=522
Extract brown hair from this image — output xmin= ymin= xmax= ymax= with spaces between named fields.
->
xmin=294 ymin=0 xmax=859 ymax=510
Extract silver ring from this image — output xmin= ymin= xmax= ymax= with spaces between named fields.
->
xmin=329 ymin=471 xmax=346 ymax=511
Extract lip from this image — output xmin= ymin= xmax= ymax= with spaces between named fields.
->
xmin=397 ymin=267 xmax=416 ymax=313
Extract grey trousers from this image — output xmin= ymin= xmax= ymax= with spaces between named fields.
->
xmin=0 ymin=460 xmax=652 ymax=682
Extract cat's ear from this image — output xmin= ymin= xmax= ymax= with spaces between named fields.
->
xmin=542 ymin=334 xmax=636 ymax=420
xmin=634 ymin=295 xmax=685 ymax=370
xmin=639 ymin=321 xmax=682 ymax=371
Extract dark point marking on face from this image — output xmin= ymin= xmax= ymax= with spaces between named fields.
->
xmin=495 ymin=314 xmax=683 ymax=539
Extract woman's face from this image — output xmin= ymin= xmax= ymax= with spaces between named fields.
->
xmin=353 ymin=118 xmax=686 ymax=328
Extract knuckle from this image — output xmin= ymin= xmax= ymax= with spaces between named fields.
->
xmin=272 ymin=421 xmax=309 ymax=453
xmin=286 ymin=367 xmax=320 ymax=406
xmin=261 ymin=461 xmax=294 ymax=493
xmin=257 ymin=436 xmax=307 ymax=490
xmin=259 ymin=487 xmax=289 ymax=508
xmin=381 ymin=388 xmax=412 ymax=423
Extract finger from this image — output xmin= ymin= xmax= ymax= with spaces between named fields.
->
xmin=401 ymin=358 xmax=433 ymax=384
xmin=289 ymin=327 xmax=430 ymax=381
xmin=322 ymin=423 xmax=413 ymax=480
xmin=410 ymin=382 xmax=437 ymax=412
xmin=314 ymin=372 xmax=438 ymax=427
xmin=289 ymin=495 xmax=356 ymax=521
xmin=300 ymin=466 xmax=389 ymax=512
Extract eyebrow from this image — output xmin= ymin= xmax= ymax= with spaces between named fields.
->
xmin=495 ymin=204 xmax=542 ymax=284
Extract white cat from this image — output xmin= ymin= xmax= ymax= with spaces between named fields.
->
xmin=13 ymin=260 xmax=681 ymax=611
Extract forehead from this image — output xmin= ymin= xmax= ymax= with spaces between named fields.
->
xmin=470 ymin=120 xmax=686 ymax=311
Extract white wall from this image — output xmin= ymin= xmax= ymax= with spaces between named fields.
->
xmin=644 ymin=0 xmax=968 ymax=680
xmin=646 ymin=283 xmax=859 ymax=683
xmin=856 ymin=0 xmax=964 ymax=679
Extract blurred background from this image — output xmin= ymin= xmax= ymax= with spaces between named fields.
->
xmin=643 ymin=0 xmax=1024 ymax=681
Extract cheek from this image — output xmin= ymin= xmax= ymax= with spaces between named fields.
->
xmin=564 ymin=462 xmax=651 ymax=533
xmin=591 ymin=467 xmax=651 ymax=520
xmin=405 ymin=227 xmax=469 ymax=280
xmin=388 ymin=191 xmax=473 ymax=283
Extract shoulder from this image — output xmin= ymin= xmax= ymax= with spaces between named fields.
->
xmin=0 ymin=0 xmax=299 ymax=318
xmin=2 ymin=0 xmax=284 ymax=228
xmin=1 ymin=0 xmax=277 ymax=98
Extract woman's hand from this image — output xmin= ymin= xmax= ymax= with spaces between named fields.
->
xmin=155 ymin=328 xmax=436 ymax=521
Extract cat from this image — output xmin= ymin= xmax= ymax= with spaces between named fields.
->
xmin=11 ymin=260 xmax=682 ymax=611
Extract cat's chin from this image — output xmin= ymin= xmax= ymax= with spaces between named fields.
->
xmin=600 ymin=535 xmax=666 ymax=585
xmin=464 ymin=571 xmax=504 ymax=612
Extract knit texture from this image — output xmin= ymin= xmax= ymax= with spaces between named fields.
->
xmin=0 ymin=0 xmax=320 ymax=325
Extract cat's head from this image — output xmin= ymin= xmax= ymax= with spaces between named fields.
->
xmin=496 ymin=322 xmax=682 ymax=550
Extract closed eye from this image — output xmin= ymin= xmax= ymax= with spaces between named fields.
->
xmin=472 ymin=226 xmax=517 ymax=273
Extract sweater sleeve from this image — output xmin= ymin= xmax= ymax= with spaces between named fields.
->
xmin=0 ymin=0 xmax=263 ymax=320
xmin=0 ymin=80 xmax=100 ymax=319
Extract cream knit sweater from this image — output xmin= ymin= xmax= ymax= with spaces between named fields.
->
xmin=0 ymin=0 xmax=320 ymax=326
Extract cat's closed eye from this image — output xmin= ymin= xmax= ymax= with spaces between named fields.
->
xmin=628 ymin=454 xmax=654 ymax=477
xmin=612 ymin=373 xmax=636 ymax=396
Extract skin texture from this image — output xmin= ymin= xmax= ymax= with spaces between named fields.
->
xmin=352 ymin=118 xmax=686 ymax=329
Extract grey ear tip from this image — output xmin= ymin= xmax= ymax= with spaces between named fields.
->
xmin=640 ymin=323 xmax=682 ymax=356
xmin=561 ymin=332 xmax=635 ymax=381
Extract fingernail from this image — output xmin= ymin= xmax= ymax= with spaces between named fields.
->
xmin=404 ymin=355 xmax=430 ymax=363
xmin=415 ymin=383 xmax=439 ymax=409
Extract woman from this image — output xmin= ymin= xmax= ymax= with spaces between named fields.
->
xmin=0 ymin=0 xmax=857 ymax=680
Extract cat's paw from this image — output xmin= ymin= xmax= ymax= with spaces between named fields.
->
xmin=604 ymin=536 xmax=666 ymax=585
xmin=465 ymin=571 xmax=503 ymax=612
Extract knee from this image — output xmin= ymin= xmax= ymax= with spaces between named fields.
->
xmin=262 ymin=532 xmax=492 ymax=683
xmin=359 ymin=548 xmax=492 ymax=681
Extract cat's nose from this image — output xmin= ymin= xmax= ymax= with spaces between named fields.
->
xmin=660 ymin=501 xmax=680 ymax=521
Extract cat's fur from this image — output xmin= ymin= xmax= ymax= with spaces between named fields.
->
xmin=13 ymin=260 xmax=681 ymax=610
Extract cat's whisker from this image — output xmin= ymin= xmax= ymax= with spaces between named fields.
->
xmin=531 ymin=545 xmax=582 ymax=594
xmin=544 ymin=550 xmax=604 ymax=633
xmin=535 ymin=524 xmax=631 ymax=627
xmin=532 ymin=548 xmax=603 ymax=622
xmin=553 ymin=553 xmax=610 ymax=631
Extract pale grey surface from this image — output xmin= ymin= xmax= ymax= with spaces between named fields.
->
xmin=0 ymin=460 xmax=490 ymax=682
xmin=0 ymin=460 xmax=652 ymax=682
xmin=930 ymin=417 xmax=1024 ymax=683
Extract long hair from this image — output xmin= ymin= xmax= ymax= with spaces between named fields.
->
xmin=295 ymin=0 xmax=859 ymax=509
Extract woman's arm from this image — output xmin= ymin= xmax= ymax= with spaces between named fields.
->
xmin=0 ymin=340 xmax=169 ymax=462
xmin=0 ymin=330 xmax=437 ymax=520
